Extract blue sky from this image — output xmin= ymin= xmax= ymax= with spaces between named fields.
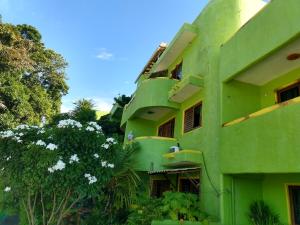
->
xmin=0 ymin=0 xmax=207 ymax=112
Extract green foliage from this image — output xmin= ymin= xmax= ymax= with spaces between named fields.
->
xmin=126 ymin=192 xmax=209 ymax=225
xmin=161 ymin=192 xmax=206 ymax=222
xmin=126 ymin=195 xmax=163 ymax=225
xmin=72 ymin=99 xmax=97 ymax=123
xmin=0 ymin=121 xmax=139 ymax=225
xmin=0 ymin=22 xmax=68 ymax=129
xmin=98 ymin=94 xmax=131 ymax=138
xmin=248 ymin=200 xmax=281 ymax=225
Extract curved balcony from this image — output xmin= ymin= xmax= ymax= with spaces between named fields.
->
xmin=162 ymin=150 xmax=202 ymax=168
xmin=221 ymin=96 xmax=300 ymax=173
xmin=133 ymin=136 xmax=177 ymax=171
xmin=121 ymin=78 xmax=180 ymax=126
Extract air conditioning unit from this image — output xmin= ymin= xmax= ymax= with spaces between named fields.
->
xmin=169 ymin=146 xmax=180 ymax=153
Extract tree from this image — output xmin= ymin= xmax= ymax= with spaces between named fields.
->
xmin=0 ymin=120 xmax=140 ymax=225
xmin=73 ymin=99 xmax=97 ymax=123
xmin=98 ymin=95 xmax=131 ymax=139
xmin=0 ymin=23 xmax=68 ymax=129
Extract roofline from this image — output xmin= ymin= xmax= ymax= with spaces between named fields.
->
xmin=134 ymin=42 xmax=168 ymax=83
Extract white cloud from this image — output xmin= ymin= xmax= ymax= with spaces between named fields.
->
xmin=92 ymin=97 xmax=113 ymax=112
xmin=96 ymin=49 xmax=114 ymax=61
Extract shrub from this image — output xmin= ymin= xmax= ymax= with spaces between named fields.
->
xmin=248 ymin=200 xmax=281 ymax=225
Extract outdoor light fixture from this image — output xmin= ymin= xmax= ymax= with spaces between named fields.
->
xmin=286 ymin=53 xmax=300 ymax=61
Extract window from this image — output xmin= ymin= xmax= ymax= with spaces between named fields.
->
xmin=158 ymin=118 xmax=175 ymax=138
xmin=184 ymin=103 xmax=202 ymax=133
xmin=151 ymin=180 xmax=171 ymax=198
xmin=179 ymin=178 xmax=200 ymax=195
xmin=171 ymin=62 xmax=183 ymax=80
xmin=277 ymin=82 xmax=300 ymax=103
xmin=289 ymin=185 xmax=300 ymax=225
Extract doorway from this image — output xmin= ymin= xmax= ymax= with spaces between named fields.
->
xmin=288 ymin=185 xmax=300 ymax=225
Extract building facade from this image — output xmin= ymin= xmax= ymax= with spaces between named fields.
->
xmin=121 ymin=0 xmax=300 ymax=224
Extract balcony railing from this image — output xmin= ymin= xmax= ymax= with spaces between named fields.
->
xmin=133 ymin=136 xmax=177 ymax=171
xmin=221 ymin=96 xmax=300 ymax=173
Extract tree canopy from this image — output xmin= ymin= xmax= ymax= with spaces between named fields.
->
xmin=0 ymin=23 xmax=68 ymax=129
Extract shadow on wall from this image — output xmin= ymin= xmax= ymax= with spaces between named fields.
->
xmin=0 ymin=216 xmax=19 ymax=225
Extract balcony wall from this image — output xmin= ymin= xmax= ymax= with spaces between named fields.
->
xmin=121 ymin=78 xmax=179 ymax=126
xmin=163 ymin=150 xmax=202 ymax=168
xmin=220 ymin=0 xmax=300 ymax=82
xmin=221 ymin=97 xmax=300 ymax=173
xmin=133 ymin=136 xmax=177 ymax=171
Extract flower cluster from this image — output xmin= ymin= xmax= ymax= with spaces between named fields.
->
xmin=69 ymin=154 xmax=79 ymax=163
xmin=36 ymin=140 xmax=46 ymax=146
xmin=101 ymin=161 xmax=114 ymax=168
xmin=46 ymin=143 xmax=58 ymax=151
xmin=57 ymin=119 xmax=82 ymax=129
xmin=84 ymin=173 xmax=97 ymax=184
xmin=48 ymin=160 xmax=66 ymax=173
xmin=87 ymin=122 xmax=102 ymax=131
xmin=101 ymin=137 xmax=117 ymax=149
xmin=4 ymin=187 xmax=11 ymax=192
xmin=0 ymin=130 xmax=15 ymax=138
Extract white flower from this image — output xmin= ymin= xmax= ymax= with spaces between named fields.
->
xmin=36 ymin=140 xmax=46 ymax=146
xmin=46 ymin=143 xmax=58 ymax=151
xmin=88 ymin=176 xmax=97 ymax=184
xmin=48 ymin=167 xmax=54 ymax=173
xmin=84 ymin=173 xmax=97 ymax=184
xmin=87 ymin=122 xmax=102 ymax=131
xmin=6 ymin=156 xmax=11 ymax=161
xmin=15 ymin=124 xmax=29 ymax=130
xmin=86 ymin=126 xmax=95 ymax=132
xmin=93 ymin=153 xmax=99 ymax=159
xmin=101 ymin=143 xmax=109 ymax=149
xmin=48 ymin=160 xmax=66 ymax=173
xmin=106 ymin=137 xmax=117 ymax=144
xmin=4 ymin=187 xmax=11 ymax=192
xmin=53 ymin=160 xmax=65 ymax=170
xmin=57 ymin=119 xmax=82 ymax=129
xmin=37 ymin=129 xmax=45 ymax=134
xmin=18 ymin=133 xmax=24 ymax=137
xmin=0 ymin=130 xmax=14 ymax=138
xmin=69 ymin=154 xmax=79 ymax=163
xmin=101 ymin=161 xmax=107 ymax=167
xmin=108 ymin=163 xmax=115 ymax=168
xmin=84 ymin=173 xmax=91 ymax=178
xmin=13 ymin=136 xmax=22 ymax=143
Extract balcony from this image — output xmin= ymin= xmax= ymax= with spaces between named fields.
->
xmin=121 ymin=78 xmax=180 ymax=126
xmin=163 ymin=150 xmax=202 ymax=168
xmin=133 ymin=136 xmax=177 ymax=171
xmin=221 ymin=96 xmax=300 ymax=173
xmin=221 ymin=0 xmax=300 ymax=84
xmin=168 ymin=75 xmax=204 ymax=103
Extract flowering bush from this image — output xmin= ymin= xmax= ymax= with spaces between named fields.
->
xmin=0 ymin=120 xmax=138 ymax=225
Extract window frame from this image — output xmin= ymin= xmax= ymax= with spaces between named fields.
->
xmin=183 ymin=102 xmax=202 ymax=133
xmin=158 ymin=118 xmax=175 ymax=138
xmin=276 ymin=81 xmax=300 ymax=103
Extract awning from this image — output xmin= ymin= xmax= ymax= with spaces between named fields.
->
xmin=148 ymin=167 xmax=200 ymax=175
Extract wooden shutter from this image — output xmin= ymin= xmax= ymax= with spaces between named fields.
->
xmin=184 ymin=107 xmax=194 ymax=133
xmin=158 ymin=118 xmax=175 ymax=138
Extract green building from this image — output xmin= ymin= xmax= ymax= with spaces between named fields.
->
xmin=121 ymin=0 xmax=300 ymax=224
